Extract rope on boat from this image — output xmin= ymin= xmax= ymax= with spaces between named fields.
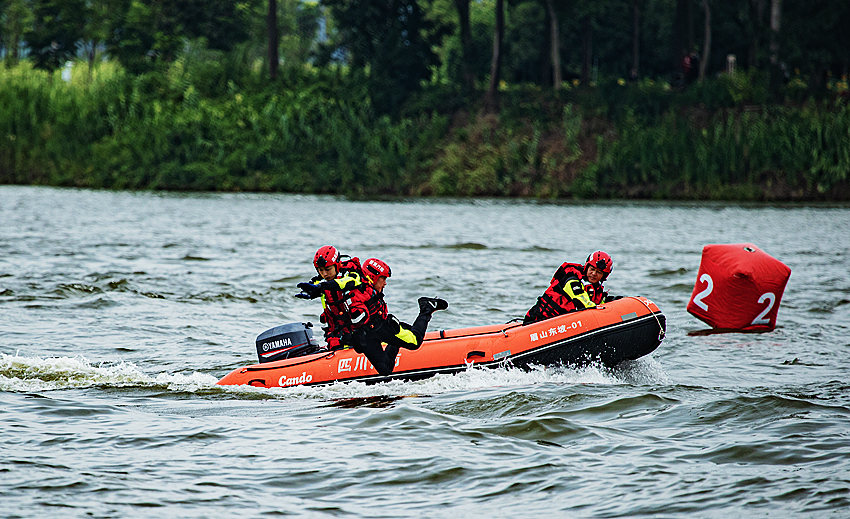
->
xmin=626 ymin=296 xmax=666 ymax=340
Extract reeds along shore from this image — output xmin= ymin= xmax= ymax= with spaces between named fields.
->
xmin=2 ymin=62 xmax=848 ymax=201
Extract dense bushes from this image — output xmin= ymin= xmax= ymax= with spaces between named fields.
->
xmin=1 ymin=60 xmax=848 ymax=200
xmin=0 ymin=61 xmax=448 ymax=194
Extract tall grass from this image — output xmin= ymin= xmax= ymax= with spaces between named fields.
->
xmin=0 ymin=60 xmax=447 ymax=194
xmin=593 ymin=102 xmax=850 ymax=199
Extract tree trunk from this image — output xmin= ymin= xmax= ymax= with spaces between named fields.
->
xmin=672 ymin=0 xmax=688 ymax=73
xmin=8 ymin=34 xmax=20 ymax=65
xmin=581 ymin=16 xmax=592 ymax=84
xmin=769 ymin=0 xmax=782 ymax=96
xmin=748 ymin=0 xmax=766 ymax=69
xmin=544 ymin=0 xmax=561 ymax=89
xmin=267 ymin=0 xmax=279 ymax=80
xmin=88 ymin=44 xmax=96 ymax=79
xmin=484 ymin=0 xmax=504 ymax=113
xmin=699 ymin=0 xmax=710 ymax=80
xmin=454 ymin=0 xmax=474 ymax=96
xmin=769 ymin=0 xmax=781 ymax=66
xmin=631 ymin=0 xmax=640 ymax=79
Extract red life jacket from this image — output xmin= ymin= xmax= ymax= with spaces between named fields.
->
xmin=338 ymin=256 xmax=363 ymax=279
xmin=348 ymin=284 xmax=388 ymax=330
xmin=525 ymin=262 xmax=602 ymax=323
xmin=318 ymin=284 xmax=351 ymax=337
xmin=317 ymin=257 xmax=364 ymax=339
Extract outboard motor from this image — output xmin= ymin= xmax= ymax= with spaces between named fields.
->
xmin=256 ymin=322 xmax=320 ymax=363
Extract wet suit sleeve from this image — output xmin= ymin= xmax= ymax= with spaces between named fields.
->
xmin=332 ymin=272 xmax=361 ymax=292
xmin=312 ymin=272 xmax=362 ymax=307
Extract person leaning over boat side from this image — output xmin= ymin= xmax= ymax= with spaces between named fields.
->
xmin=523 ymin=251 xmax=619 ymax=325
xmin=295 ymin=245 xmax=364 ymax=351
xmin=342 ymin=258 xmax=448 ymax=376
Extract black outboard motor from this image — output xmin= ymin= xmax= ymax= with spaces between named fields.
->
xmin=256 ymin=322 xmax=320 ymax=363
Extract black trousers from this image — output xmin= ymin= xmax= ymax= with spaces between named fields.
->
xmin=350 ymin=311 xmax=432 ymax=376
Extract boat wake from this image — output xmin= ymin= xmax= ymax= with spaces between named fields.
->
xmin=0 ymin=352 xmax=218 ymax=393
xmin=0 ymin=352 xmax=667 ymax=398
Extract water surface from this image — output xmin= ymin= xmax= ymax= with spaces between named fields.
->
xmin=2 ymin=186 xmax=849 ymax=517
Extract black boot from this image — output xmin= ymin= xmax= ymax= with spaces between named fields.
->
xmin=406 ymin=297 xmax=448 ymax=348
xmin=418 ymin=297 xmax=448 ymax=315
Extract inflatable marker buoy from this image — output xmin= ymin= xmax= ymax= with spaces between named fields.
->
xmin=687 ymin=243 xmax=791 ymax=332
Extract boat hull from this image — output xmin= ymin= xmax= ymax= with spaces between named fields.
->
xmin=216 ymin=297 xmax=666 ymax=388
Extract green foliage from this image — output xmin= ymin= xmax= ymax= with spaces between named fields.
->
xmin=3 ymin=56 xmax=846 ymax=200
xmin=593 ymin=102 xmax=850 ymax=199
xmin=25 ymin=0 xmax=86 ymax=72
xmin=103 ymin=0 xmax=258 ymax=74
xmin=3 ymin=0 xmax=850 ymax=201
xmin=1 ymin=0 xmax=34 ymax=66
xmin=0 ymin=58 xmax=449 ymax=195
xmin=318 ymin=0 xmax=446 ymax=117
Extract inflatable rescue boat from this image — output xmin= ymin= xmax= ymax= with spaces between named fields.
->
xmin=217 ymin=297 xmax=665 ymax=388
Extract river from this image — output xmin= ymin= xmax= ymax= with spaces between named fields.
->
xmin=1 ymin=186 xmax=849 ymax=517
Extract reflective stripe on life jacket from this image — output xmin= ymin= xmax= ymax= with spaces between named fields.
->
xmin=348 ymin=284 xmax=388 ymax=330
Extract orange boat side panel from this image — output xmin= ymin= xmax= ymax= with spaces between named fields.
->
xmin=216 ymin=297 xmax=660 ymax=388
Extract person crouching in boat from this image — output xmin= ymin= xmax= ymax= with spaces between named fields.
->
xmin=523 ymin=250 xmax=617 ymax=325
xmin=341 ymin=258 xmax=448 ymax=376
xmin=295 ymin=245 xmax=364 ymax=351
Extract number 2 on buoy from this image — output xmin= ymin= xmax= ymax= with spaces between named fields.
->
xmin=750 ymin=292 xmax=776 ymax=326
xmin=692 ymin=273 xmax=713 ymax=312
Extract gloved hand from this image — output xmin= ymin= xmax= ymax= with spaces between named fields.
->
xmin=605 ymin=295 xmax=624 ymax=302
xmin=326 ymin=336 xmax=342 ymax=350
xmin=295 ymin=282 xmax=323 ymax=299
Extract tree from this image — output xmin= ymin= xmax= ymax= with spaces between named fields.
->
xmin=25 ymin=0 xmax=86 ymax=72
xmin=453 ymin=0 xmax=474 ymax=95
xmin=580 ymin=11 xmax=592 ymax=84
xmin=769 ymin=0 xmax=780 ymax=67
xmin=484 ymin=0 xmax=503 ymax=112
xmin=268 ymin=0 xmax=278 ymax=78
xmin=747 ymin=0 xmax=767 ymax=69
xmin=699 ymin=0 xmax=710 ymax=81
xmin=320 ymin=0 xmax=444 ymax=116
xmin=544 ymin=0 xmax=561 ymax=88
xmin=80 ymin=0 xmax=121 ymax=76
xmin=1 ymin=0 xmax=34 ymax=66
xmin=631 ymin=0 xmax=640 ymax=79
xmin=278 ymin=0 xmax=322 ymax=71
xmin=671 ymin=0 xmax=690 ymax=76
xmin=105 ymin=0 xmax=255 ymax=74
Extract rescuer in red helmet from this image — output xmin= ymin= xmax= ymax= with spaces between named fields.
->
xmin=523 ymin=250 xmax=617 ymax=325
xmin=295 ymin=245 xmax=365 ymax=350
xmin=342 ymin=257 xmax=448 ymax=376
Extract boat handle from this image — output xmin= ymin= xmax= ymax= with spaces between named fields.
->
xmin=466 ymin=351 xmax=486 ymax=359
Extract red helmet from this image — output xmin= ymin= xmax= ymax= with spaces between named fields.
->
xmin=313 ymin=245 xmax=340 ymax=270
xmin=585 ymin=251 xmax=613 ymax=280
xmin=363 ymin=258 xmax=391 ymax=283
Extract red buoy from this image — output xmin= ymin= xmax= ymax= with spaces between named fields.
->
xmin=687 ymin=243 xmax=791 ymax=332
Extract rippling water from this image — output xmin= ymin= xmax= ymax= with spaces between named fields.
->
xmin=2 ymin=186 xmax=849 ymax=517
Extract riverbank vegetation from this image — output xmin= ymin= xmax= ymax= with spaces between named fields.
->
xmin=1 ymin=0 xmax=849 ymax=200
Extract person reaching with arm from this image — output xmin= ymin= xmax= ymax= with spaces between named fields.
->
xmin=295 ymin=245 xmax=363 ymax=351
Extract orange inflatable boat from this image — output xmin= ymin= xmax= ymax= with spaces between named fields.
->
xmin=216 ymin=297 xmax=665 ymax=388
